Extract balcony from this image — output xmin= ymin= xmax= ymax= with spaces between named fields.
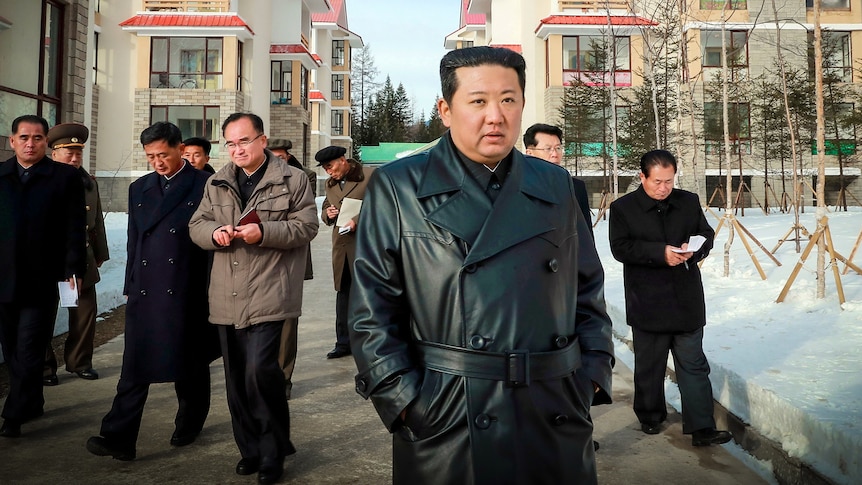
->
xmin=143 ymin=0 xmax=230 ymax=12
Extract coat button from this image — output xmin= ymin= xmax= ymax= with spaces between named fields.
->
xmin=554 ymin=336 xmax=569 ymax=348
xmin=553 ymin=414 xmax=569 ymax=426
xmin=137 ymin=203 xmax=142 ymax=207
xmin=168 ymin=258 xmax=174 ymax=264
xmin=233 ymin=261 xmax=239 ymax=266
xmin=356 ymin=378 xmax=368 ymax=393
xmin=86 ymin=205 xmax=91 ymax=211
xmin=232 ymin=292 xmax=238 ymax=296
xmin=142 ymin=259 xmax=148 ymax=266
xmin=167 ymin=289 xmax=174 ymax=295
xmin=469 ymin=335 xmax=486 ymax=350
xmin=140 ymin=289 xmax=147 ymax=296
xmin=144 ymin=231 xmax=150 ymax=237
xmin=187 ymin=201 xmax=195 ymax=206
xmin=474 ymin=414 xmax=491 ymax=429
xmin=169 ymin=228 xmax=177 ymax=234
xmin=464 ymin=263 xmax=478 ymax=273
xmin=547 ymin=258 xmax=559 ymax=272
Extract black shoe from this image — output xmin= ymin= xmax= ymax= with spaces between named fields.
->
xmin=170 ymin=430 xmax=199 ymax=447
xmin=326 ymin=347 xmax=351 ymax=359
xmin=43 ymin=374 xmax=59 ymax=386
xmin=0 ymin=420 xmax=21 ymax=438
xmin=75 ymin=368 xmax=99 ymax=380
xmin=258 ymin=460 xmax=284 ymax=485
xmin=86 ymin=436 xmax=136 ymax=461
xmin=641 ymin=421 xmax=661 ymax=435
xmin=593 ymin=440 xmax=600 ymax=451
xmin=236 ymin=457 xmax=260 ymax=476
xmin=692 ymin=428 xmax=732 ymax=447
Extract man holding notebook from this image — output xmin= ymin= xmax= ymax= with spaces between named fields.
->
xmin=317 ymin=146 xmax=374 ymax=359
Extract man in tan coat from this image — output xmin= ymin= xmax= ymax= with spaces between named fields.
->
xmin=43 ymin=123 xmax=109 ymax=385
xmin=318 ymin=146 xmax=373 ymax=359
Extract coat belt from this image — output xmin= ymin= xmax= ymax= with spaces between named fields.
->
xmin=415 ymin=339 xmax=581 ymax=387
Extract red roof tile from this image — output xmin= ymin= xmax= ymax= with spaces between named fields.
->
xmin=119 ymin=13 xmax=254 ymax=33
xmin=312 ymin=0 xmax=340 ymax=22
xmin=270 ymin=44 xmax=311 ymax=54
xmin=490 ymin=44 xmax=522 ymax=53
xmin=462 ymin=0 xmax=485 ymax=27
xmin=538 ymin=15 xmax=657 ymax=27
xmin=309 ymin=90 xmax=327 ymax=101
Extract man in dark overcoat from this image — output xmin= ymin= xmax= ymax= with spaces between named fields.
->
xmin=609 ymin=149 xmax=731 ymax=447
xmin=43 ymin=122 xmax=110 ymax=385
xmin=349 ymin=47 xmax=614 ymax=484
xmin=319 ymin=146 xmax=373 ymax=359
xmin=0 ymin=115 xmax=86 ymax=438
xmin=86 ymin=122 xmax=215 ymax=460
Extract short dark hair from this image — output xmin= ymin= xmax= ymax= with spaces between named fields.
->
xmin=183 ymin=137 xmax=212 ymax=155
xmin=523 ymin=123 xmax=562 ymax=148
xmin=640 ymin=149 xmax=677 ymax=176
xmin=222 ymin=112 xmax=264 ymax=137
xmin=140 ymin=121 xmax=183 ymax=147
xmin=439 ymin=46 xmax=526 ymax=104
xmin=12 ymin=115 xmax=49 ymax=136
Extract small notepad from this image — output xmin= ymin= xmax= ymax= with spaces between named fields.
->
xmin=58 ymin=277 xmax=78 ymax=307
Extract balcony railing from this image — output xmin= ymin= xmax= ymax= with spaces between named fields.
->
xmin=564 ymin=70 xmax=632 ymax=87
xmin=559 ymin=0 xmax=631 ymax=12
xmin=143 ymin=0 xmax=230 ymax=12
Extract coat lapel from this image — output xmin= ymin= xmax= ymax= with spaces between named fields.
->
xmin=141 ymin=163 xmax=194 ymax=231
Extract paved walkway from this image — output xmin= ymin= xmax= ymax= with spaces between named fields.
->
xmin=0 ymin=234 xmax=769 ymax=484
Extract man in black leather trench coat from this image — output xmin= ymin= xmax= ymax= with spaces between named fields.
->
xmin=349 ymin=46 xmax=614 ymax=485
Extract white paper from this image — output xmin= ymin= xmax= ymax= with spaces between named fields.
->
xmin=671 ymin=235 xmax=706 ymax=253
xmin=338 ymin=225 xmax=353 ymax=235
xmin=335 ymin=198 xmax=363 ymax=227
xmin=58 ymin=277 xmax=78 ymax=307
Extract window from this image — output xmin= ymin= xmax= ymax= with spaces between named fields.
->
xmin=818 ymin=102 xmax=856 ymax=155
xmin=333 ymin=40 xmax=345 ymax=66
xmin=562 ymin=36 xmax=631 ymax=86
xmin=702 ymin=31 xmax=748 ymax=69
xmin=93 ymin=32 xmax=100 ymax=85
xmin=806 ymin=0 xmax=849 ymax=7
xmin=300 ymin=66 xmax=309 ymax=109
xmin=703 ymin=102 xmax=751 ymax=154
xmin=151 ymin=106 xmax=220 ymax=155
xmin=271 ymin=61 xmax=292 ymax=105
xmin=237 ymin=41 xmax=244 ymax=92
xmin=150 ymin=37 xmax=223 ymax=89
xmin=332 ymin=74 xmax=344 ymax=101
xmin=701 ymin=0 xmax=747 ymax=8
xmin=824 ymin=32 xmax=852 ymax=83
xmin=0 ymin=1 xmax=63 ymax=129
xmin=332 ymin=110 xmax=344 ymax=136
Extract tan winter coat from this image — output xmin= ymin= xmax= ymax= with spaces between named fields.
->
xmin=189 ymin=152 xmax=318 ymax=329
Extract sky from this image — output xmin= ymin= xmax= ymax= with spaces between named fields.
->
xmin=28 ymin=202 xmax=862 ymax=484
xmin=345 ymin=0 xmax=464 ymax=119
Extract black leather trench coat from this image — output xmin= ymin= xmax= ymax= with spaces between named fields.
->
xmin=349 ymin=134 xmax=614 ymax=484
xmin=608 ymin=186 xmax=715 ymax=333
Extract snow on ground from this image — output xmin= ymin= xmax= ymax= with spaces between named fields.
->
xmin=5 ymin=202 xmax=860 ymax=483
xmin=596 ymin=207 xmax=862 ymax=485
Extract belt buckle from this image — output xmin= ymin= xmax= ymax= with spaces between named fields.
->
xmin=506 ymin=349 xmax=530 ymax=387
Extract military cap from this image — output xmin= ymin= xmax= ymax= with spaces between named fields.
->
xmin=267 ymin=138 xmax=292 ymax=151
xmin=314 ymin=145 xmax=347 ymax=166
xmin=47 ymin=123 xmax=89 ymax=149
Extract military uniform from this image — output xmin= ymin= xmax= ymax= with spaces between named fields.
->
xmin=43 ymin=123 xmax=109 ymax=383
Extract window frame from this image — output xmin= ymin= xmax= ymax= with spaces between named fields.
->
xmin=701 ymin=30 xmax=749 ymax=69
xmin=332 ymin=40 xmax=345 ymax=66
xmin=149 ymin=37 xmax=224 ymax=89
xmin=562 ymin=35 xmax=632 ymax=87
xmin=332 ymin=73 xmax=344 ymax=101
xmin=703 ymin=101 xmax=752 ymax=155
xmin=271 ymin=60 xmax=292 ymax=105
xmin=150 ymin=105 xmax=221 ymax=155
xmin=331 ymin=109 xmax=344 ymax=136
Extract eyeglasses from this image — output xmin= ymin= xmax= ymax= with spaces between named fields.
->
xmin=224 ymin=133 xmax=263 ymax=150
xmin=531 ymin=146 xmax=564 ymax=154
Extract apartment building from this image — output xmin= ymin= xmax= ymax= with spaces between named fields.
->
xmin=1 ymin=0 xmax=361 ymax=210
xmin=449 ymin=0 xmax=862 ymax=207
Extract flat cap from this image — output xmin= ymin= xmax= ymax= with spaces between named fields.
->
xmin=47 ymin=123 xmax=89 ymax=149
xmin=314 ymin=145 xmax=347 ymax=165
xmin=267 ymin=138 xmax=292 ymax=151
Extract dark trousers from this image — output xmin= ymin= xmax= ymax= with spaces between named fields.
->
xmin=632 ymin=326 xmax=716 ymax=434
xmin=45 ymin=284 xmax=98 ymax=374
xmin=334 ymin=262 xmax=352 ymax=349
xmin=277 ymin=317 xmax=299 ymax=395
xmin=0 ymin=300 xmax=58 ymax=422
xmin=220 ymin=322 xmax=296 ymax=463
xmin=100 ymin=365 xmax=211 ymax=449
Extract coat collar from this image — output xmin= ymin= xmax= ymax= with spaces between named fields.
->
xmin=419 ymin=133 xmax=559 ymax=265
xmin=210 ymin=150 xmax=293 ymax=195
xmin=140 ymin=161 xmax=196 ymax=231
xmin=1 ymin=155 xmax=56 ymax=178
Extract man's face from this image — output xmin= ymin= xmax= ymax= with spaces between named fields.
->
xmin=143 ymin=140 xmax=185 ymax=177
xmin=10 ymin=121 xmax=48 ymax=166
xmin=270 ymin=148 xmax=289 ymax=160
xmin=183 ymin=145 xmax=210 ymax=170
xmin=224 ymin=117 xmax=267 ymax=172
xmin=639 ymin=164 xmax=676 ymax=201
xmin=438 ymin=64 xmax=524 ymax=166
xmin=322 ymin=156 xmax=350 ymax=180
xmin=526 ymin=132 xmax=563 ymax=165
xmin=52 ymin=147 xmax=84 ymax=168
